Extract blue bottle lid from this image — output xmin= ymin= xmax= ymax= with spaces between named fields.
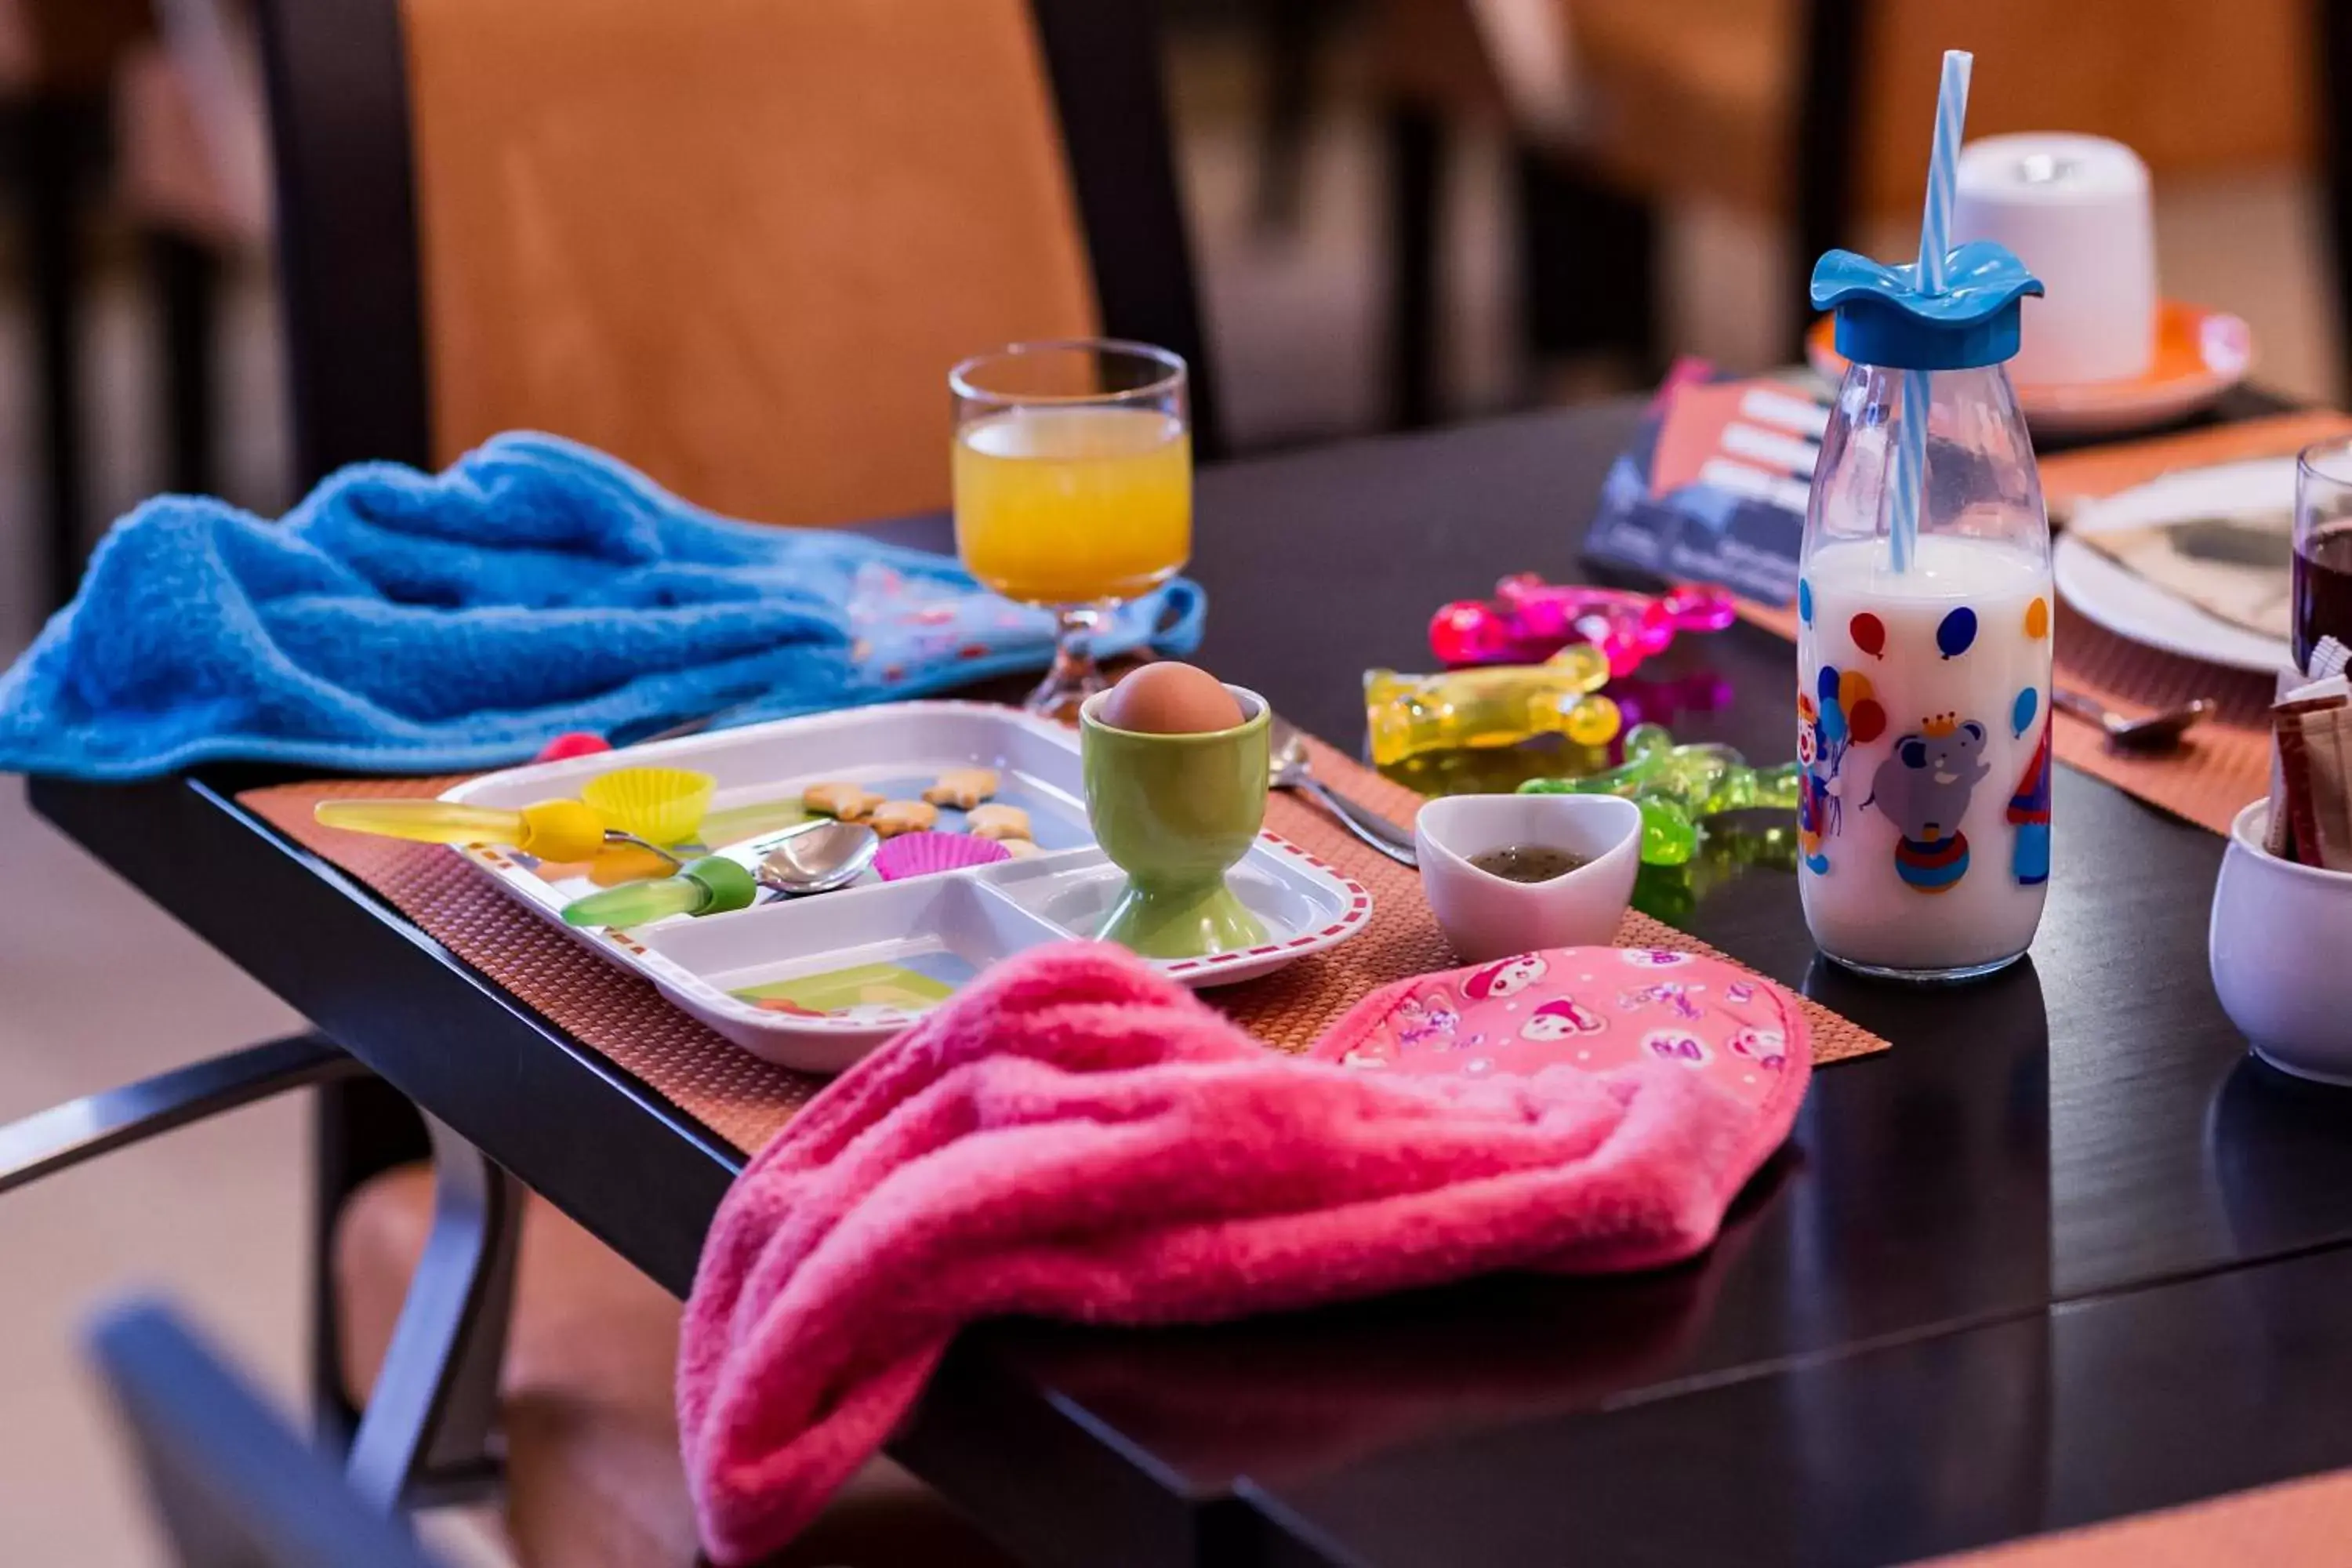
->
xmin=1810 ymin=241 xmax=2044 ymax=371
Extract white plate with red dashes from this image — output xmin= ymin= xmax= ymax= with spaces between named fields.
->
xmin=440 ymin=702 xmax=1374 ymax=1073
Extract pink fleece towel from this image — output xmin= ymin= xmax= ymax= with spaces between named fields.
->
xmin=678 ymin=941 xmax=1809 ymax=1563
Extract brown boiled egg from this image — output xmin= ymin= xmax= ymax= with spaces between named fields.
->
xmin=1098 ymin=662 xmax=1244 ymax=734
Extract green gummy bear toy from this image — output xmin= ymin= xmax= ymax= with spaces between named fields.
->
xmin=1519 ymin=724 xmax=1798 ymax=866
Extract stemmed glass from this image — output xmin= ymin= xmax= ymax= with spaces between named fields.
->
xmin=950 ymin=340 xmax=1192 ymax=718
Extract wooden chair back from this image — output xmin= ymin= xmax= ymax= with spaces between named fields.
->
xmin=257 ymin=0 xmax=1214 ymax=522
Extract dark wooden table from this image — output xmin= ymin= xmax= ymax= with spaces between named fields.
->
xmin=36 ymin=394 xmax=2352 ymax=1567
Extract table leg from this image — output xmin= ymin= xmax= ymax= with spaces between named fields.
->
xmin=343 ymin=1114 xmax=523 ymax=1512
xmin=1514 ymin=149 xmax=1661 ymax=383
xmin=310 ymin=1075 xmax=430 ymax=1450
xmin=16 ymin=93 xmax=98 ymax=612
xmin=1789 ymin=0 xmax=1864 ymax=358
xmin=147 ymin=229 xmax=220 ymax=499
xmin=1251 ymin=0 xmax=1324 ymax=234
xmin=2318 ymin=0 xmax=2352 ymax=401
xmin=1385 ymin=98 xmax=1443 ymax=430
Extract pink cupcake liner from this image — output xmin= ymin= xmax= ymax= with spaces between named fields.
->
xmin=873 ymin=830 xmax=1012 ymax=882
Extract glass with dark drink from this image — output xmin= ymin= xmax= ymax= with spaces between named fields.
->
xmin=2296 ymin=442 xmax=2352 ymax=670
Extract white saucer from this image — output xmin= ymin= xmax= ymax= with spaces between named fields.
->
xmin=2053 ymin=456 xmax=2295 ymax=674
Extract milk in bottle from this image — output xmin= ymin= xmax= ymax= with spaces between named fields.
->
xmin=1800 ymin=245 xmax=2052 ymax=979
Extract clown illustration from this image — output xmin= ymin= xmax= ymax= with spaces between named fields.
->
xmin=1798 ymin=662 xmax=1886 ymax=875
xmin=2008 ymin=717 xmax=2053 ymax=886
xmin=1798 ymin=768 xmax=1835 ymax=876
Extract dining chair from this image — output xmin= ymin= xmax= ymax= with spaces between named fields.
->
xmin=1370 ymin=0 xmax=2330 ymax=423
xmin=243 ymin=0 xmax=1211 ymax=1560
xmin=88 ymin=1298 xmax=444 ymax=1568
xmin=260 ymin=0 xmax=1218 ymax=524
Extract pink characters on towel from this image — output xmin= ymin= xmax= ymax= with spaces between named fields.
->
xmin=1315 ymin=944 xmax=1806 ymax=1110
xmin=1730 ymin=1025 xmax=1789 ymax=1070
xmin=1463 ymin=953 xmax=1549 ymax=1000
xmin=1620 ymin=980 xmax=1706 ymax=1020
xmin=1393 ymin=992 xmax=1462 ymax=1047
xmin=1644 ymin=1030 xmax=1710 ymax=1066
xmin=1520 ymin=997 xmax=1606 ymax=1040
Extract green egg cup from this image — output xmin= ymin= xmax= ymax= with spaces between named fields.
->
xmin=1080 ymin=685 xmax=1271 ymax=960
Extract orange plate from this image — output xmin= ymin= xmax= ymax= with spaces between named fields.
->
xmin=1806 ymin=300 xmax=2252 ymax=438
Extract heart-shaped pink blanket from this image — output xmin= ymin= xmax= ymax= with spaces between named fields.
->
xmin=678 ymin=941 xmax=1809 ymax=1563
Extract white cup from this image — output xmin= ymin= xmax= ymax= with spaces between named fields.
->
xmin=2209 ymin=799 xmax=2352 ymax=1083
xmin=1414 ymin=793 xmax=1642 ymax=963
xmin=1954 ymin=132 xmax=2156 ymax=387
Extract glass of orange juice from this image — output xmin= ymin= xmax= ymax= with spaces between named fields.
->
xmin=950 ymin=339 xmax=1191 ymax=718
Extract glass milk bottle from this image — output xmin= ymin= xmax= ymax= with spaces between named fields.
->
xmin=1796 ymin=243 xmax=2053 ymax=981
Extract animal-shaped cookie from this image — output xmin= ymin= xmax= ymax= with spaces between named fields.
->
xmin=868 ymin=800 xmax=939 ymax=838
xmin=965 ymin=804 xmax=1032 ymax=842
xmin=922 ymin=768 xmax=1000 ymax=810
xmin=804 ymin=782 xmax=883 ymax=822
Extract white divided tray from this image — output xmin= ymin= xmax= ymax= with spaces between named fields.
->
xmin=441 ymin=702 xmax=1373 ymax=1072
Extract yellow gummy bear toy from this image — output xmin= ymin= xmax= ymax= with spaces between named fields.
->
xmin=1363 ymin=644 xmax=1621 ymax=768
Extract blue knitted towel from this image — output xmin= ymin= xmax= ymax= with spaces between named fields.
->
xmin=0 ymin=432 xmax=1203 ymax=779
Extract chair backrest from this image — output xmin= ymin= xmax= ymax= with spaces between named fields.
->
xmin=256 ymin=0 xmax=1215 ymax=522
xmin=1388 ymin=0 xmax=2313 ymax=220
xmin=88 ymin=1300 xmax=443 ymax=1568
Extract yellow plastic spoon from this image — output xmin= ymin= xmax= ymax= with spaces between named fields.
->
xmin=313 ymin=799 xmax=613 ymax=862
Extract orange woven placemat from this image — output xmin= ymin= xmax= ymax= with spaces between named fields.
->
xmin=238 ymin=739 xmax=1885 ymax=1156
xmin=1739 ymin=411 xmax=2352 ymax=837
xmin=1917 ymin=1466 xmax=2352 ymax=1566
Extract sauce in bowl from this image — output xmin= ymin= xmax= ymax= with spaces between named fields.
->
xmin=1468 ymin=844 xmax=1590 ymax=884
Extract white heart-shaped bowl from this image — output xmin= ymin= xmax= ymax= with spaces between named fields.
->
xmin=1414 ymin=793 xmax=1644 ymax=963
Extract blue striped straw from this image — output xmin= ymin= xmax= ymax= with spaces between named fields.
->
xmin=1887 ymin=49 xmax=1973 ymax=575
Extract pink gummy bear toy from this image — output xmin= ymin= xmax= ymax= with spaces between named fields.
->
xmin=1429 ymin=575 xmax=1737 ymax=677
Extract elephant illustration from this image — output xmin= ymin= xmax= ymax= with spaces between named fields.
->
xmin=1864 ymin=719 xmax=1990 ymax=845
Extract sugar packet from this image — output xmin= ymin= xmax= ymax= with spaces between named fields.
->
xmin=2271 ymin=690 xmax=2352 ymax=870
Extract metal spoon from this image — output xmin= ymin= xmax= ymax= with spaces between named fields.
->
xmin=560 ymin=818 xmax=877 ymax=927
xmin=2052 ymin=688 xmax=2213 ymax=753
xmin=755 ymin=818 xmax=879 ymax=895
xmin=1269 ymin=717 xmax=1419 ymax=866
